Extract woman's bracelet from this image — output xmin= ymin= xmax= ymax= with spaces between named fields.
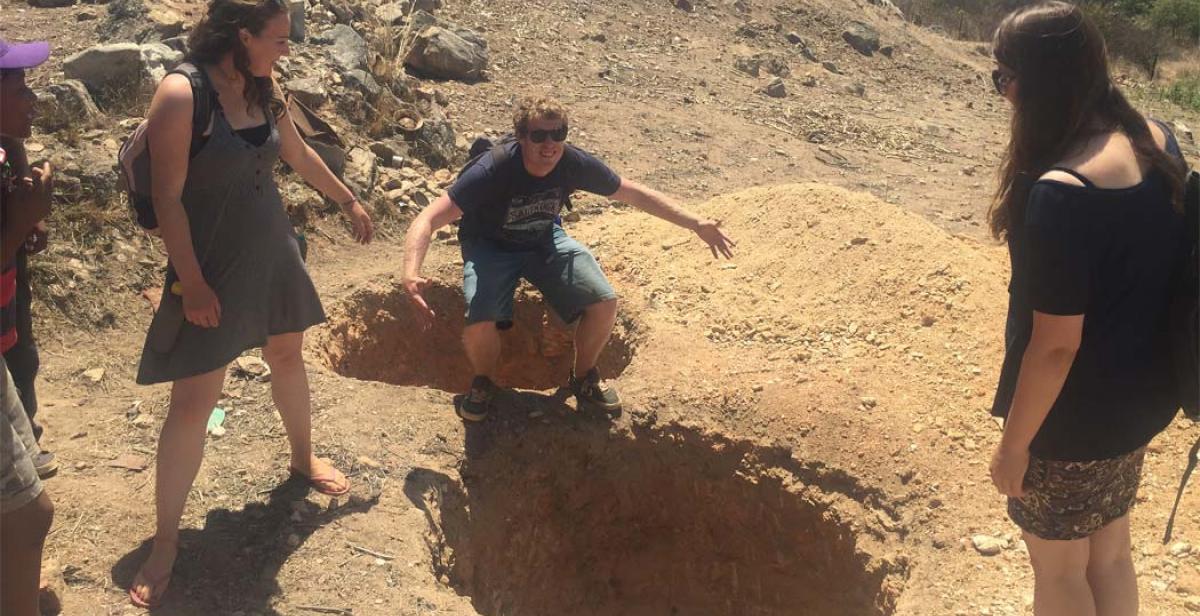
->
xmin=338 ymin=196 xmax=359 ymax=209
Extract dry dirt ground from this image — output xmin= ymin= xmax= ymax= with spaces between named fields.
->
xmin=3 ymin=0 xmax=1200 ymax=615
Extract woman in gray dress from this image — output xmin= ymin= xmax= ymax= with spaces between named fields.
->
xmin=129 ymin=0 xmax=374 ymax=607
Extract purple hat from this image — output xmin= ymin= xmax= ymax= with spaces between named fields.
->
xmin=0 ymin=39 xmax=50 ymax=70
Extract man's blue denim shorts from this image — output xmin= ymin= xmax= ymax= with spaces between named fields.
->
xmin=461 ymin=226 xmax=617 ymax=326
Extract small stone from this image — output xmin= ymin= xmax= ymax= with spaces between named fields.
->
xmin=1171 ymin=542 xmax=1193 ymax=557
xmin=860 ymin=396 xmax=877 ymax=409
xmin=971 ymin=535 xmax=1005 ymax=556
xmin=921 ymin=315 xmax=936 ymax=327
xmin=82 ymin=368 xmax=105 ymax=383
xmin=1186 ymin=598 xmax=1200 ymax=612
xmin=763 ymin=77 xmax=786 ymax=98
xmin=133 ymin=415 xmax=154 ymax=428
xmin=356 ymin=455 xmax=383 ymax=469
xmin=674 ymin=0 xmax=694 ymax=11
xmin=850 ymin=237 xmax=869 ymax=245
xmin=108 ymin=453 xmax=148 ymax=472
xmin=822 ymin=61 xmax=841 ymax=74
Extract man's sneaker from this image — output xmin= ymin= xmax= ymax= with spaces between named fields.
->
xmin=569 ymin=368 xmax=622 ymax=412
xmin=458 ymin=376 xmax=496 ymax=422
xmin=34 ymin=450 xmax=58 ymax=479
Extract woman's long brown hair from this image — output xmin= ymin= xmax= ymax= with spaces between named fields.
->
xmin=185 ymin=0 xmax=288 ymax=117
xmin=989 ymin=1 xmax=1185 ymax=240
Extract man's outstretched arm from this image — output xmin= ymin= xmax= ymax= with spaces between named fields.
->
xmin=609 ymin=178 xmax=735 ymax=259
xmin=402 ymin=194 xmax=464 ymax=324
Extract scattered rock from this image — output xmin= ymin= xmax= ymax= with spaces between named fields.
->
xmin=357 ymin=455 xmax=383 ymax=469
xmin=108 ymin=453 xmax=148 ymax=472
xmin=315 ymin=24 xmax=370 ymax=73
xmin=880 ymin=45 xmax=895 ymax=58
xmin=822 ymin=61 xmax=841 ymax=74
xmin=82 ymin=368 xmax=105 ymax=383
xmin=376 ymin=2 xmax=410 ymax=24
xmin=736 ymin=53 xmax=790 ymax=78
xmin=344 ymin=69 xmax=382 ymax=101
xmin=971 ymin=534 xmax=1005 ymax=556
xmin=285 ymin=77 xmax=328 ymax=108
xmin=404 ymin=25 xmax=489 ymax=82
xmin=1171 ymin=542 xmax=1193 ymax=557
xmin=843 ymin=22 xmax=881 ymax=56
xmin=27 ymin=0 xmax=76 ymax=7
xmin=326 ymin=0 xmax=355 ymax=24
xmin=867 ymin=0 xmax=906 ymax=20
xmin=233 ymin=356 xmax=271 ymax=381
xmin=736 ymin=21 xmax=780 ymax=38
xmin=845 ymin=82 xmax=866 ymax=97
xmin=63 ymin=43 xmax=182 ymax=108
xmin=762 ymin=77 xmax=786 ymax=98
xmin=674 ymin=0 xmax=694 ymax=11
xmin=785 ymin=32 xmax=805 ymax=45
xmin=35 ymin=80 xmax=102 ymax=132
xmin=405 ymin=117 xmax=458 ymax=167
xmin=860 ymin=396 xmax=877 ymax=408
xmin=288 ymin=0 xmax=306 ymax=42
xmin=1176 ymin=121 xmax=1195 ymax=146
xmin=344 ymin=146 xmax=379 ymax=197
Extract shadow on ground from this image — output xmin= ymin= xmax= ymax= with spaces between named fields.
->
xmin=112 ymin=477 xmax=378 ymax=615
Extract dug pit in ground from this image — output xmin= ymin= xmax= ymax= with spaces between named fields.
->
xmin=317 ymin=280 xmax=641 ymax=393
xmin=405 ymin=423 xmax=909 ymax=616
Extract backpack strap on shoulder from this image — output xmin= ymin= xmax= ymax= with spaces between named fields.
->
xmin=1150 ymin=117 xmax=1184 ymax=162
xmin=168 ymin=62 xmax=215 ymax=148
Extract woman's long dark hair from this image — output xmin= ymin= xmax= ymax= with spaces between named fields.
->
xmin=989 ymin=1 xmax=1185 ymax=239
xmin=186 ymin=0 xmax=288 ymax=116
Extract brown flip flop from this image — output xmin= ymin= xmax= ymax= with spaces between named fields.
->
xmin=289 ymin=459 xmax=350 ymax=496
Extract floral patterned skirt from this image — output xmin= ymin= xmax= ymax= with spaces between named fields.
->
xmin=1008 ymin=447 xmax=1146 ymax=540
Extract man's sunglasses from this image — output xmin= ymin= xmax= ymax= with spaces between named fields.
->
xmin=991 ymin=69 xmax=1015 ymax=95
xmin=528 ymin=126 xmax=569 ymax=143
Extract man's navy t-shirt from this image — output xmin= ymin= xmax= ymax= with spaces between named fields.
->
xmin=448 ymin=142 xmax=621 ymax=249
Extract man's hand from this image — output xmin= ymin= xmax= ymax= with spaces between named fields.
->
xmin=344 ymin=200 xmax=374 ymax=244
xmin=403 ymin=275 xmax=436 ymax=330
xmin=989 ymin=444 xmax=1030 ymax=498
xmin=694 ymin=219 xmax=735 ymax=260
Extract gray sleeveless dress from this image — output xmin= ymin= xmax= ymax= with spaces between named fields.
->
xmin=136 ymin=102 xmax=326 ymax=385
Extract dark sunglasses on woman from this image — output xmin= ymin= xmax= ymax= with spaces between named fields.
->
xmin=992 ymin=69 xmax=1015 ymax=95
xmin=528 ymin=126 xmax=569 ymax=143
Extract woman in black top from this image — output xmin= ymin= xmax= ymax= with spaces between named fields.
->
xmin=986 ymin=3 xmax=1188 ymax=615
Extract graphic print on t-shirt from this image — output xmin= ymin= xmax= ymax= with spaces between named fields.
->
xmin=505 ymin=188 xmax=564 ymax=224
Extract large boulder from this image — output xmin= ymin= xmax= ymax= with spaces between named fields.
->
xmin=314 ymin=24 xmax=369 ymax=73
xmin=843 ymin=22 xmax=881 ymax=56
xmin=404 ymin=26 xmax=488 ymax=82
xmin=35 ymin=80 xmax=102 ymax=132
xmin=62 ymin=43 xmax=182 ymax=108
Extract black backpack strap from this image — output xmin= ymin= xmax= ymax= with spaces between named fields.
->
xmin=1165 ymin=434 xmax=1200 ymax=543
xmin=167 ymin=62 xmax=215 ymax=154
xmin=1047 ymin=166 xmax=1096 ymax=188
xmin=1150 ymin=117 xmax=1184 ymax=162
